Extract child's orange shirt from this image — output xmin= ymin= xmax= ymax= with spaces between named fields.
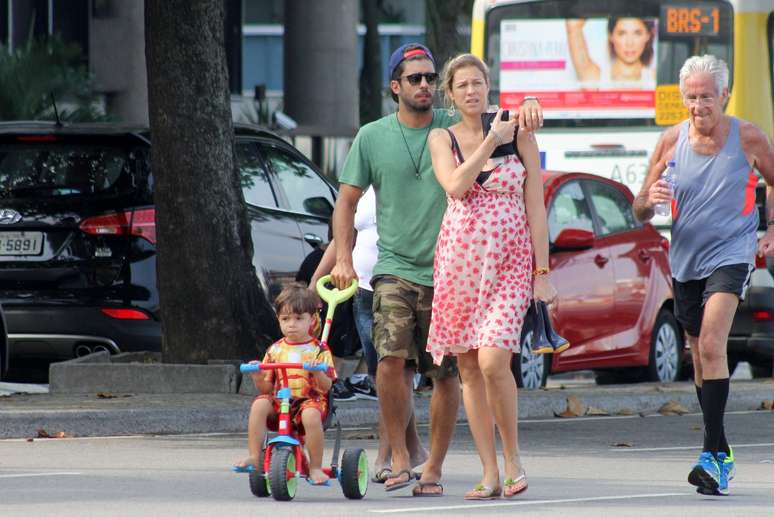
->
xmin=261 ymin=337 xmax=336 ymax=400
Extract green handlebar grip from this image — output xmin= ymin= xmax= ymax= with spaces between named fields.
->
xmin=316 ymin=275 xmax=358 ymax=306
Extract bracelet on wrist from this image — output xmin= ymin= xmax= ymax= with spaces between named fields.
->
xmin=533 ymin=267 xmax=550 ymax=276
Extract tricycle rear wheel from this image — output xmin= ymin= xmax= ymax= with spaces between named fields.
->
xmin=249 ymin=456 xmax=271 ymax=498
xmin=340 ymin=448 xmax=368 ymax=499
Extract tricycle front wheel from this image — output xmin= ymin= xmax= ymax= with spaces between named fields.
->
xmin=269 ymin=447 xmax=297 ymax=501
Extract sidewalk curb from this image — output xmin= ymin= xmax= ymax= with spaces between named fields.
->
xmin=1 ymin=381 xmax=771 ymax=439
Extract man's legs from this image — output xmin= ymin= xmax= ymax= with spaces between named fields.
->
xmin=697 ymin=293 xmax=737 ymax=453
xmin=689 ymin=292 xmax=738 ymax=492
xmin=373 ymin=368 xmax=427 ymax=479
xmin=418 ymin=372 xmax=460 ymax=486
xmin=691 ymin=334 xmax=731 ymax=456
xmin=378 ymin=356 xmax=414 ymax=488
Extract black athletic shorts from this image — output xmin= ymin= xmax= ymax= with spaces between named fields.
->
xmin=673 ymin=263 xmax=754 ymax=337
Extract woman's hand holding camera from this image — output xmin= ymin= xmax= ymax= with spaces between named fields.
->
xmin=489 ymin=108 xmax=517 ymax=146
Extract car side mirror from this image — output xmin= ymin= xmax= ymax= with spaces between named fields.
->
xmin=303 ymin=196 xmax=334 ymax=218
xmin=551 ymin=228 xmax=594 ymax=251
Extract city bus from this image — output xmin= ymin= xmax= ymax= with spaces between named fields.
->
xmin=471 ymin=0 xmax=774 ymax=225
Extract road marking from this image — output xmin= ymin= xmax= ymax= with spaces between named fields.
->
xmin=368 ymin=492 xmax=689 ymax=513
xmin=343 ymin=409 xmax=769 ymax=431
xmin=610 ymin=442 xmax=774 ymax=452
xmin=0 ymin=472 xmax=82 ymax=479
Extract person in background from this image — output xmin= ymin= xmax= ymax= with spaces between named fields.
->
xmin=633 ymin=54 xmax=774 ymax=496
xmin=297 ymin=225 xmax=360 ymax=402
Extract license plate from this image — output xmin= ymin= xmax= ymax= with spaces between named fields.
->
xmin=0 ymin=231 xmax=44 ymax=255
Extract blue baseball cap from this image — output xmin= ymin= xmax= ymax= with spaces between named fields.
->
xmin=388 ymin=43 xmax=435 ymax=79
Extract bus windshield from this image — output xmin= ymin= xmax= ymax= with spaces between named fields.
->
xmin=484 ymin=0 xmax=733 ymax=127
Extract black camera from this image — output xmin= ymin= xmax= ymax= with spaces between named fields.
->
xmin=480 ymin=110 xmax=516 ymax=158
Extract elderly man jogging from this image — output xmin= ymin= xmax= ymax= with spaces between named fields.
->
xmin=330 ymin=43 xmax=542 ymax=496
xmin=633 ymin=54 xmax=774 ymax=496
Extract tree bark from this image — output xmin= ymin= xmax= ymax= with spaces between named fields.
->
xmin=359 ymin=0 xmax=382 ymax=125
xmin=145 ymin=0 xmax=279 ymax=364
xmin=425 ymin=0 xmax=473 ymax=74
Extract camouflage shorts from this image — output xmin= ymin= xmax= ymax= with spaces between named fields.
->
xmin=372 ymin=275 xmax=458 ymax=379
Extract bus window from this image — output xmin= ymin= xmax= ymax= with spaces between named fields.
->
xmin=482 ymin=0 xmax=733 ymax=128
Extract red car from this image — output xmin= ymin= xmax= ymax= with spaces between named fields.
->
xmin=513 ymin=171 xmax=682 ymax=389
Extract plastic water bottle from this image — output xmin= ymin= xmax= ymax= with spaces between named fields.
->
xmin=655 ymin=161 xmax=676 ymax=217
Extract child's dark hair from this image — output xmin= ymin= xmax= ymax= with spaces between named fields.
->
xmin=274 ymin=283 xmax=319 ymax=316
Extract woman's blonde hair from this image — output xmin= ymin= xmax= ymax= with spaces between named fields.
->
xmin=441 ymin=53 xmax=490 ymax=111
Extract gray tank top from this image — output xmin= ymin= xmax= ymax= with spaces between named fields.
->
xmin=670 ymin=117 xmax=758 ymax=281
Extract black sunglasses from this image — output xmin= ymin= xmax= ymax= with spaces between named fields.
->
xmin=400 ymin=72 xmax=439 ymax=86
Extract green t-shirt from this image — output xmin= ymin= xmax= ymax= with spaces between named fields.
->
xmin=339 ymin=109 xmax=455 ymax=287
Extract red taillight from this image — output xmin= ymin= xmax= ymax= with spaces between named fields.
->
xmin=80 ymin=208 xmax=156 ymax=244
xmin=755 ymin=254 xmax=767 ymax=269
xmin=101 ymin=308 xmax=150 ymax=320
xmin=752 ymin=310 xmax=774 ymax=322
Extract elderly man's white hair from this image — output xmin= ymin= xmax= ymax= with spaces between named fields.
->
xmin=679 ymin=55 xmax=729 ymax=96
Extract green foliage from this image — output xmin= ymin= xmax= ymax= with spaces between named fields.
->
xmin=0 ymin=37 xmax=107 ymax=122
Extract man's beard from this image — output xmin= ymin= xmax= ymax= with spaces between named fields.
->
xmin=401 ymin=94 xmax=433 ymax=113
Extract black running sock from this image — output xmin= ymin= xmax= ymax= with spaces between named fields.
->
xmin=696 ymin=384 xmax=731 ymax=456
xmin=701 ymin=378 xmax=730 ymax=457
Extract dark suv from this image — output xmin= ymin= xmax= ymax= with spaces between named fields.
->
xmin=0 ymin=122 xmax=335 ymax=365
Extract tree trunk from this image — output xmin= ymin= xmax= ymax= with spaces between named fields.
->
xmin=145 ymin=0 xmax=280 ymax=364
xmin=425 ymin=0 xmax=473 ymax=74
xmin=359 ymin=0 xmax=382 ymax=125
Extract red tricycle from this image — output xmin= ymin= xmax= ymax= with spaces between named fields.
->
xmin=235 ymin=275 xmax=367 ymax=501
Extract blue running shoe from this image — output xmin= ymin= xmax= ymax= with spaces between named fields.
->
xmin=715 ymin=452 xmax=729 ymax=495
xmin=688 ymin=452 xmax=720 ymax=493
xmin=721 ymin=448 xmax=736 ymax=482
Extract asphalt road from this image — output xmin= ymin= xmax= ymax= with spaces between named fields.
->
xmin=1 ymin=409 xmax=772 ymax=516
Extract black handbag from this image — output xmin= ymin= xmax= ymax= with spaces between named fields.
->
xmin=526 ymin=300 xmax=569 ymax=354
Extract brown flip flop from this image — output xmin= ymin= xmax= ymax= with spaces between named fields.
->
xmin=412 ymin=481 xmax=444 ymax=497
xmin=384 ymin=469 xmax=413 ymax=492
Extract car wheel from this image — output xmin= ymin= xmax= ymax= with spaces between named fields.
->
xmin=512 ymin=328 xmax=549 ymax=389
xmin=646 ymin=310 xmax=683 ymax=383
xmin=750 ymin=361 xmax=773 ymax=379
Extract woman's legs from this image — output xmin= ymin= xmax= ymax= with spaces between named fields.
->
xmin=457 ymin=350 xmax=499 ymax=488
xmin=477 ymin=347 xmax=523 ymax=481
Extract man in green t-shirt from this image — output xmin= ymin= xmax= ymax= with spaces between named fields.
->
xmin=330 ymin=43 xmax=542 ymax=495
